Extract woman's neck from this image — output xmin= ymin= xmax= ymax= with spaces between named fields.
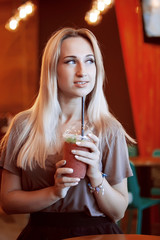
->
xmin=60 ymin=97 xmax=82 ymax=124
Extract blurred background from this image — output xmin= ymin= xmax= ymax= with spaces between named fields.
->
xmin=1 ymin=0 xmax=160 ymax=156
xmin=0 ymin=0 xmax=160 ymax=238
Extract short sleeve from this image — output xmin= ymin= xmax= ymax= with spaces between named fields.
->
xmin=102 ymin=128 xmax=133 ymax=185
xmin=0 ymin=122 xmax=21 ymax=176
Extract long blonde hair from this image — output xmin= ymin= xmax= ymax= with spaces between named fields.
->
xmin=0 ymin=27 xmax=134 ymax=170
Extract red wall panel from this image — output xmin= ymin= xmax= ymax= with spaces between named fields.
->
xmin=115 ymin=0 xmax=160 ymax=156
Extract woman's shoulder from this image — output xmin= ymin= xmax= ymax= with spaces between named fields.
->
xmin=104 ymin=115 xmax=124 ymax=138
xmin=12 ymin=110 xmax=31 ymax=128
xmin=6 ymin=110 xmax=32 ymax=139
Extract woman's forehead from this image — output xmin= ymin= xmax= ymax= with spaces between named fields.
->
xmin=60 ymin=36 xmax=94 ymax=57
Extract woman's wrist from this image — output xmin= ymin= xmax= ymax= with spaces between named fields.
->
xmin=88 ymin=171 xmax=102 ymax=186
xmin=50 ymin=186 xmax=62 ymax=201
xmin=88 ymin=172 xmax=107 ymax=195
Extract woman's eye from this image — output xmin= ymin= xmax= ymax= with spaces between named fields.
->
xmin=64 ymin=59 xmax=76 ymax=64
xmin=86 ymin=58 xmax=95 ymax=64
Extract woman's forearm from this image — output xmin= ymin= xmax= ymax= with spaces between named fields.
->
xmin=1 ymin=164 xmax=79 ymax=214
xmin=89 ymin=174 xmax=128 ymax=222
xmin=1 ymin=186 xmax=60 ymax=214
xmin=95 ymin=182 xmax=128 ymax=222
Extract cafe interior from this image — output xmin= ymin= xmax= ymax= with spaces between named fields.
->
xmin=0 ymin=0 xmax=160 ymax=239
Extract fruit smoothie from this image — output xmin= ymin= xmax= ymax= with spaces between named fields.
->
xmin=63 ymin=136 xmax=89 ymax=179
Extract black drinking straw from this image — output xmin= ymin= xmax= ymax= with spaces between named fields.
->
xmin=81 ymin=96 xmax=85 ymax=139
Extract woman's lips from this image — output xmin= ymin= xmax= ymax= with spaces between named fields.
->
xmin=74 ymin=81 xmax=89 ymax=87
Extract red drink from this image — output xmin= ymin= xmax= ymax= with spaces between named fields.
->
xmin=63 ymin=142 xmax=89 ymax=179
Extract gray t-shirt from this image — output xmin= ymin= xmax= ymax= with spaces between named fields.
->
xmin=0 ymin=123 xmax=132 ymax=217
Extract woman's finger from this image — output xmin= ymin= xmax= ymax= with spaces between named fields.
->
xmin=76 ymin=141 xmax=98 ymax=153
xmin=74 ymin=154 xmax=99 ymax=167
xmin=55 ymin=167 xmax=73 ymax=178
xmin=72 ymin=147 xmax=100 ymax=159
xmin=87 ymin=133 xmax=99 ymax=146
xmin=56 ymin=160 xmax=66 ymax=169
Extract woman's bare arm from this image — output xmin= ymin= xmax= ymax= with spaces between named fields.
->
xmin=72 ymin=133 xmax=129 ymax=222
xmin=0 ymin=161 xmax=80 ymax=214
xmin=90 ymin=175 xmax=128 ymax=222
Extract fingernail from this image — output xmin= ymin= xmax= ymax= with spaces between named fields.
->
xmin=75 ymin=178 xmax=80 ymax=181
xmin=71 ymin=150 xmax=76 ymax=154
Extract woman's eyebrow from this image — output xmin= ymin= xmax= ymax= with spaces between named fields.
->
xmin=63 ymin=55 xmax=77 ymax=59
xmin=86 ymin=54 xmax=95 ymax=57
xmin=63 ymin=54 xmax=94 ymax=59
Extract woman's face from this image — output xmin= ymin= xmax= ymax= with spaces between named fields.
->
xmin=57 ymin=36 xmax=96 ymax=99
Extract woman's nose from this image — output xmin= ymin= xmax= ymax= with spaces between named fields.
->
xmin=76 ymin=62 xmax=87 ymax=77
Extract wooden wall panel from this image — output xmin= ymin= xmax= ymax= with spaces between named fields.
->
xmin=0 ymin=0 xmax=39 ymax=115
xmin=115 ymin=0 xmax=160 ymax=156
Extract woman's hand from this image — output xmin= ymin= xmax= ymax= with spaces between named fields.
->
xmin=71 ymin=133 xmax=101 ymax=179
xmin=54 ymin=160 xmax=80 ymax=198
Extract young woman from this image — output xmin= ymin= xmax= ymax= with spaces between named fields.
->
xmin=0 ymin=27 xmax=133 ymax=239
